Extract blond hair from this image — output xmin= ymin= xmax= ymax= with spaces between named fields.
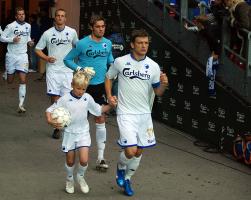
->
xmin=72 ymin=71 xmax=90 ymax=87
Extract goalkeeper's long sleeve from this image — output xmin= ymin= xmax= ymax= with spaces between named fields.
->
xmin=64 ymin=47 xmax=81 ymax=71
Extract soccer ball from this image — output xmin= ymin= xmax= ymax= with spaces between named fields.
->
xmin=51 ymin=107 xmax=71 ymax=128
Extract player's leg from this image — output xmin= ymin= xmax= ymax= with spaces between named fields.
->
xmin=87 ymin=83 xmax=109 ymax=170
xmin=65 ymin=150 xmax=76 ymax=194
xmin=77 ymin=147 xmax=89 ymax=193
xmin=17 ymin=72 xmax=27 ymax=113
xmin=5 ymin=53 xmax=15 ymax=84
xmin=46 ymin=72 xmax=61 ymax=139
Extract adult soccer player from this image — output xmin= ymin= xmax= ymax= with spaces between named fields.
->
xmin=0 ymin=7 xmax=33 ymax=113
xmin=105 ymin=29 xmax=168 ymax=196
xmin=64 ymin=15 xmax=114 ymax=170
xmin=35 ymin=8 xmax=78 ymax=139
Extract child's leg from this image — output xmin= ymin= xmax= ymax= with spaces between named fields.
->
xmin=77 ymin=147 xmax=89 ymax=193
xmin=65 ymin=151 xmax=76 ymax=194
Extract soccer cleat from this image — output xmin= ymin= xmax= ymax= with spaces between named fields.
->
xmin=17 ymin=105 xmax=26 ymax=113
xmin=123 ymin=179 xmax=134 ymax=196
xmin=77 ymin=175 xmax=89 ymax=194
xmin=116 ymin=166 xmax=125 ymax=187
xmin=52 ymin=129 xmax=60 ymax=139
xmin=65 ymin=179 xmax=74 ymax=194
xmin=96 ymin=159 xmax=109 ymax=171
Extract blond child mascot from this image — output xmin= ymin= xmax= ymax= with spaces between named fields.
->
xmin=46 ymin=68 xmax=116 ymax=194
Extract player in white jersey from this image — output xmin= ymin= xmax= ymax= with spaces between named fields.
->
xmin=0 ymin=7 xmax=33 ymax=113
xmin=46 ymin=71 xmax=115 ymax=194
xmin=105 ymin=29 xmax=168 ymax=196
xmin=36 ymin=8 xmax=78 ymax=139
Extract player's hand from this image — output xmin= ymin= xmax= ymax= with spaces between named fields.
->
xmin=13 ymin=36 xmax=21 ymax=43
xmin=49 ymin=118 xmax=64 ymax=129
xmin=160 ymin=72 xmax=168 ymax=88
xmin=28 ymin=40 xmax=34 ymax=47
xmin=108 ymin=96 xmax=117 ymax=107
xmin=47 ymin=56 xmax=56 ymax=63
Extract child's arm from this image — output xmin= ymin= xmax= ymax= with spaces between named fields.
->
xmin=101 ymin=96 xmax=117 ymax=113
xmin=45 ymin=111 xmax=64 ymax=129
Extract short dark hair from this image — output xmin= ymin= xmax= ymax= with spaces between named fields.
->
xmin=89 ymin=15 xmax=106 ymax=27
xmin=15 ymin=7 xmax=25 ymax=15
xmin=130 ymin=29 xmax=149 ymax=43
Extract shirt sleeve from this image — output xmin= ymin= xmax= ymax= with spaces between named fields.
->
xmin=87 ymin=95 xmax=102 ymax=116
xmin=106 ymin=60 xmax=119 ymax=80
xmin=151 ymin=64 xmax=161 ymax=88
xmin=46 ymin=97 xmax=64 ymax=113
xmin=0 ymin=25 xmax=14 ymax=43
xmin=72 ymin=30 xmax=79 ymax=46
xmin=107 ymin=42 xmax=114 ymax=65
xmin=35 ymin=32 xmax=47 ymax=50
xmin=63 ymin=41 xmax=82 ymax=71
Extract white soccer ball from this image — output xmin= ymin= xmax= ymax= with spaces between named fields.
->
xmin=51 ymin=107 xmax=71 ymax=128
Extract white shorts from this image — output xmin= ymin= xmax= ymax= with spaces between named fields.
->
xmin=5 ymin=53 xmax=29 ymax=74
xmin=46 ymin=71 xmax=73 ymax=96
xmin=62 ymin=131 xmax=91 ymax=153
xmin=117 ymin=114 xmax=156 ymax=148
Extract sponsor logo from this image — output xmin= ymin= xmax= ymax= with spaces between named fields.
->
xmin=51 ymin=37 xmax=71 ymax=45
xmin=217 ymin=107 xmax=226 ymax=119
xmin=112 ymin=44 xmax=124 ymax=51
xmin=184 ymin=100 xmax=191 ymax=110
xmin=192 ymin=119 xmax=198 ymax=129
xmin=192 ymin=86 xmax=200 ymax=95
xmin=236 ymin=112 xmax=245 ymax=123
xmin=14 ymin=29 xmax=29 ymax=37
xmin=169 ymin=98 xmax=176 ymax=107
xmin=185 ymin=67 xmax=192 ymax=78
xmin=171 ymin=66 xmax=177 ymax=75
xmin=122 ymin=68 xmax=150 ymax=80
xmin=177 ymin=83 xmax=184 ymax=93
xmin=164 ymin=50 xmax=171 ymax=59
xmin=226 ymin=126 xmax=235 ymax=137
xmin=162 ymin=111 xmax=168 ymax=121
xmin=86 ymin=49 xmax=108 ymax=58
xmin=200 ymin=104 xmax=208 ymax=114
xmin=208 ymin=121 xmax=216 ymax=132
xmin=176 ymin=115 xmax=183 ymax=125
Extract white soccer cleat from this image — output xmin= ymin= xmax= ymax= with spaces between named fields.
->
xmin=96 ymin=159 xmax=109 ymax=170
xmin=17 ymin=105 xmax=26 ymax=113
xmin=77 ymin=175 xmax=89 ymax=194
xmin=65 ymin=179 xmax=74 ymax=194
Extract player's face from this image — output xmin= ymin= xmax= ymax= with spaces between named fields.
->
xmin=91 ymin=20 xmax=106 ymax=39
xmin=15 ymin=10 xmax=25 ymax=22
xmin=72 ymin=84 xmax=86 ymax=97
xmin=131 ymin=36 xmax=149 ymax=57
xmin=55 ymin=10 xmax=66 ymax=26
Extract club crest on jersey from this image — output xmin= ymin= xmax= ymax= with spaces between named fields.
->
xmin=144 ymin=64 xmax=149 ymax=69
xmin=122 ymin=68 xmax=150 ymax=80
xmin=102 ymin=43 xmax=107 ymax=48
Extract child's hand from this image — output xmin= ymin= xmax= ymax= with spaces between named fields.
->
xmin=108 ymin=96 xmax=117 ymax=107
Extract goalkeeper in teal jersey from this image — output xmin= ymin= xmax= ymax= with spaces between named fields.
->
xmin=64 ymin=15 xmax=114 ymax=171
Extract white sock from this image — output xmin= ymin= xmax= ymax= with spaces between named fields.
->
xmin=96 ymin=123 xmax=106 ymax=160
xmin=19 ymin=84 xmax=26 ymax=107
xmin=77 ymin=163 xmax=88 ymax=177
xmin=118 ymin=151 xmax=132 ymax=170
xmin=65 ymin=163 xmax=75 ymax=181
xmin=125 ymin=155 xmax=142 ymax=180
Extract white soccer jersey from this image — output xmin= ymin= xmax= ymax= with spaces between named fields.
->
xmin=106 ymin=54 xmax=161 ymax=114
xmin=0 ymin=21 xmax=31 ymax=54
xmin=46 ymin=92 xmax=102 ymax=134
xmin=36 ymin=26 xmax=78 ymax=73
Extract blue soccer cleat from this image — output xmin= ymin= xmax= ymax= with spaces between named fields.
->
xmin=116 ymin=166 xmax=125 ymax=187
xmin=123 ymin=179 xmax=134 ymax=196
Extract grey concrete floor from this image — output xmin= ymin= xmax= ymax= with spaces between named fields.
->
xmin=0 ymin=73 xmax=250 ymax=200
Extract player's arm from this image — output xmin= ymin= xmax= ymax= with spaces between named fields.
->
xmin=0 ymin=25 xmax=16 ymax=43
xmin=64 ymin=45 xmax=82 ymax=71
xmin=153 ymin=72 xmax=168 ymax=96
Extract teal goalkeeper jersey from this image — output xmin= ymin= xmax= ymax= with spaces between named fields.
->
xmin=64 ymin=35 xmax=114 ymax=85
